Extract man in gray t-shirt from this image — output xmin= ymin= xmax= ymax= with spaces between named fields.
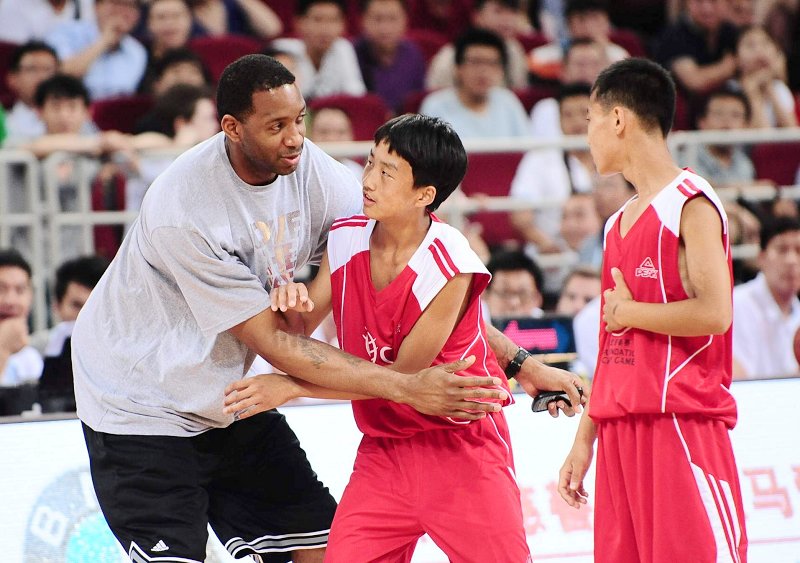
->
xmin=73 ymin=55 xmax=508 ymax=563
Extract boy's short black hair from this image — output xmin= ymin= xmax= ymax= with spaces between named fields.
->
xmin=700 ymin=85 xmax=752 ymax=123
xmin=0 ymin=249 xmax=32 ymax=279
xmin=558 ymin=81 xmax=592 ymax=103
xmin=373 ymin=114 xmax=468 ymax=213
xmin=54 ymin=255 xmax=110 ymax=303
xmin=34 ymin=73 xmax=90 ymax=108
xmin=216 ymin=54 xmax=296 ymax=122
xmin=591 ymin=57 xmax=675 ymax=137
xmin=296 ymin=0 xmax=346 ymax=16
xmin=454 ymin=27 xmax=508 ymax=70
xmin=10 ymin=40 xmax=58 ymax=72
xmin=486 ymin=250 xmax=544 ymax=294
xmin=760 ymin=216 xmax=800 ymax=251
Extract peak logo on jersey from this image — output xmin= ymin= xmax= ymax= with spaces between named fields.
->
xmin=363 ymin=329 xmax=394 ymax=364
xmin=635 ymin=257 xmax=659 ymax=279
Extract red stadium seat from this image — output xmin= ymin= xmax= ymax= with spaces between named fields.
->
xmin=188 ymin=35 xmax=265 ymax=83
xmin=460 ymin=152 xmax=525 ymax=247
xmin=0 ymin=40 xmax=19 ymax=109
xmin=516 ymin=32 xmax=548 ymax=53
xmin=308 ymin=94 xmax=392 ymax=141
xmin=751 ymin=142 xmax=800 ymax=186
xmin=513 ymin=85 xmax=558 ymax=114
xmin=91 ymin=94 xmax=154 ymax=134
xmin=401 ymin=89 xmax=430 ymax=115
xmin=609 ymin=28 xmax=647 ymax=58
xmin=405 ymin=28 xmax=449 ymax=65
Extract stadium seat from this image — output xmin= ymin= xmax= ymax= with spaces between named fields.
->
xmin=188 ymin=35 xmax=265 ymax=83
xmin=459 ymin=152 xmax=525 ymax=247
xmin=752 ymin=142 xmax=800 ymax=186
xmin=405 ymin=28 xmax=449 ymax=65
xmin=513 ymin=85 xmax=558 ymax=114
xmin=0 ymin=40 xmax=19 ymax=109
xmin=401 ymin=89 xmax=430 ymax=115
xmin=609 ymin=28 xmax=647 ymax=58
xmin=90 ymin=94 xmax=154 ymax=134
xmin=308 ymin=93 xmax=392 ymax=141
xmin=516 ymin=32 xmax=548 ymax=53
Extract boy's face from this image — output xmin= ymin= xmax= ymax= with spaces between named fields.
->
xmin=362 ymin=140 xmax=423 ymax=220
xmin=586 ymin=96 xmax=620 ymax=176
xmin=362 ymin=0 xmax=407 ymax=52
xmin=55 ymin=281 xmax=92 ymax=322
xmin=456 ymin=44 xmax=504 ymax=100
xmin=39 ymin=95 xmax=89 ymax=134
xmin=698 ymin=96 xmax=748 ymax=131
xmin=297 ymin=3 xmax=345 ymax=56
xmin=8 ymin=50 xmax=58 ymax=105
xmin=559 ymin=94 xmax=590 ymax=136
xmin=0 ymin=266 xmax=32 ymax=321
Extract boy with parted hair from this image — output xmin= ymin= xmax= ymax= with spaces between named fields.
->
xmin=225 ymin=114 xmax=540 ymax=561
xmin=558 ymin=58 xmax=748 ymax=562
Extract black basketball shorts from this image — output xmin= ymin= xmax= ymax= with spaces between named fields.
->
xmin=82 ymin=409 xmax=337 ymax=562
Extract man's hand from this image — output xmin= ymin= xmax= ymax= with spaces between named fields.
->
xmin=558 ymin=439 xmax=594 ymax=509
xmin=397 ymin=356 xmax=508 ymax=420
xmin=223 ymin=373 xmax=304 ymax=420
xmin=603 ymin=267 xmax=632 ymax=332
xmin=0 ymin=317 xmax=29 ymax=356
xmin=515 ymin=361 xmax=586 ymax=417
xmin=270 ymin=282 xmax=314 ymax=313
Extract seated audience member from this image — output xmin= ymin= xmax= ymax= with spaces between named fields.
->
xmin=354 ymin=0 xmax=426 ymax=114
xmin=731 ymin=25 xmax=797 ymax=128
xmin=262 ymin=46 xmax=301 ymax=90
xmin=555 ymin=265 xmax=600 ymax=316
xmin=0 ymin=0 xmax=95 ymax=44
xmin=510 ymin=83 xmax=594 ymax=254
xmin=190 ymin=0 xmax=283 ymax=39
xmin=733 ymin=217 xmax=800 ymax=379
xmin=527 ymin=0 xmax=628 ymax=83
xmin=138 ymin=47 xmax=210 ymax=97
xmin=426 ymin=0 xmax=530 ymax=90
xmin=0 ymin=250 xmax=42 ymax=387
xmin=420 ymin=27 xmax=528 ymax=139
xmin=529 ymin=38 xmax=608 ymax=138
xmin=572 ymin=294 xmax=599 ymax=378
xmin=578 ymin=173 xmax=635 ymax=268
xmin=46 ymin=0 xmax=148 ymax=101
xmin=4 ymin=41 xmax=60 ymax=142
xmin=407 ymin=0 xmax=473 ymax=41
xmin=680 ymin=87 xmax=756 ymax=188
xmin=308 ymin=106 xmax=363 ymax=180
xmin=272 ymin=0 xmax=366 ymax=100
xmin=560 ymin=192 xmax=600 ymax=254
xmin=484 ymin=250 xmax=545 ymax=320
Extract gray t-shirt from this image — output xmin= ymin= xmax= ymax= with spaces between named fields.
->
xmin=73 ymin=133 xmax=362 ymax=436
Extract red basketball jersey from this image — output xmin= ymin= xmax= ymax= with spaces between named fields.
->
xmin=589 ymin=171 xmax=738 ymax=428
xmin=328 ymin=215 xmax=512 ymax=438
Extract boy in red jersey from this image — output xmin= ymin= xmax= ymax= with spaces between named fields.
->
xmin=224 ymin=114 xmax=586 ymax=561
xmin=557 ymin=58 xmax=748 ymax=563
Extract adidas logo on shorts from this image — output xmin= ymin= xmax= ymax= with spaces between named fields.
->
xmin=151 ymin=540 xmax=169 ymax=552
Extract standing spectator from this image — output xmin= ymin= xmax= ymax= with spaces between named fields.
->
xmin=190 ymin=0 xmax=283 ymax=39
xmin=733 ymin=217 xmax=800 ymax=379
xmin=680 ymin=87 xmax=756 ymax=188
xmin=484 ymin=250 xmax=545 ymax=320
xmin=426 ymin=0 xmax=530 ymax=90
xmin=0 ymin=0 xmax=96 ymax=44
xmin=354 ymin=0 xmax=426 ymax=113
xmin=419 ymin=28 xmax=528 ymax=139
xmin=0 ymin=250 xmax=42 ymax=387
xmin=510 ymin=83 xmax=594 ymax=254
xmin=272 ymin=0 xmax=366 ymax=100
xmin=731 ymin=25 xmax=797 ymax=128
xmin=4 ymin=41 xmax=59 ymax=141
xmin=46 ymin=0 xmax=148 ymax=101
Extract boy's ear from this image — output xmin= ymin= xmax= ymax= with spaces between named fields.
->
xmin=417 ymin=185 xmax=436 ymax=208
xmin=613 ymin=106 xmax=626 ymax=135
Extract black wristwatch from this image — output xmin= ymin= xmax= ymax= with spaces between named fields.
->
xmin=505 ymin=347 xmax=530 ymax=379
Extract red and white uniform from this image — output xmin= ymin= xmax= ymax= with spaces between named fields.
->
xmin=324 ymin=215 xmax=530 ymax=562
xmin=590 ymin=170 xmax=747 ymax=563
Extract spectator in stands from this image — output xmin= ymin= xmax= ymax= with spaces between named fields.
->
xmin=426 ymin=0 xmax=530 ymax=90
xmin=555 ymin=265 xmax=600 ymax=315
xmin=527 ymin=0 xmax=628 ymax=83
xmin=407 ymin=0 xmax=473 ymax=41
xmin=4 ymin=41 xmax=59 ymax=141
xmin=190 ymin=0 xmax=283 ymax=39
xmin=578 ymin=172 xmax=634 ymax=268
xmin=484 ymin=249 xmax=545 ymax=320
xmin=510 ymin=83 xmax=594 ymax=254
xmin=559 ymin=191 xmax=600 ymax=253
xmin=731 ymin=25 xmax=797 ymax=128
xmin=529 ymin=38 xmax=609 ymax=138
xmin=139 ymin=47 xmax=210 ymax=97
xmin=46 ymin=0 xmax=148 ymax=101
xmin=654 ymin=0 xmax=738 ymax=99
xmin=261 ymin=46 xmax=301 ymax=90
xmin=419 ymin=28 xmax=528 ymax=139
xmin=0 ymin=249 xmax=42 ymax=387
xmin=143 ymin=0 xmax=195 ymax=60
xmin=0 ymin=0 xmax=95 ymax=44
xmin=272 ymin=0 xmax=366 ymax=100
xmin=681 ymin=87 xmax=756 ymax=188
xmin=728 ymin=0 xmax=756 ymax=29
xmin=354 ymin=0 xmax=426 ymax=114
xmin=308 ymin=106 xmax=363 ymax=179
xmin=733 ymin=216 xmax=800 ymax=379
